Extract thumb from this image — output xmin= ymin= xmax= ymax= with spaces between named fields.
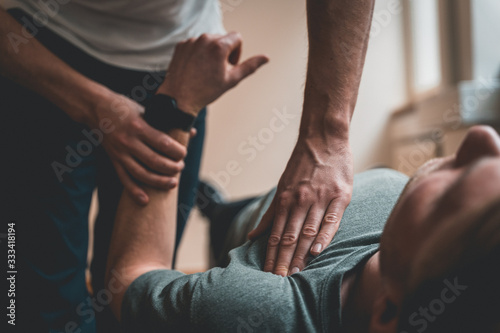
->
xmin=230 ymin=55 xmax=269 ymax=86
xmin=247 ymin=199 xmax=275 ymax=240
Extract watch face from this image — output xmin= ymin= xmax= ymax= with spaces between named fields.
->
xmin=144 ymin=94 xmax=195 ymax=133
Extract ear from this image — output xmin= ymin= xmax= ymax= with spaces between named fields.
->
xmin=369 ymin=293 xmax=399 ymax=333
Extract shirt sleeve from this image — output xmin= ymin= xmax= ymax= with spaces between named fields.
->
xmin=120 ymin=264 xmax=298 ymax=333
xmin=121 ymin=269 xmax=196 ymax=333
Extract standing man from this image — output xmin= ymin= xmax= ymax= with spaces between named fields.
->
xmin=1 ymin=0 xmax=375 ymax=332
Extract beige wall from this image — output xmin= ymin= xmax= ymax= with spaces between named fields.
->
xmin=177 ymin=0 xmax=408 ymax=272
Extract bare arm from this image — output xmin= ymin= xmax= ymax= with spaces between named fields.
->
xmin=0 ymin=7 xmax=108 ymax=124
xmin=105 ymin=130 xmax=188 ymax=322
xmin=0 ymin=8 xmax=192 ymax=203
xmin=249 ymin=0 xmax=375 ymax=276
xmin=105 ymin=32 xmax=268 ymax=321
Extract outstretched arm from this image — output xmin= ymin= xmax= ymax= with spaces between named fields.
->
xmin=249 ymin=0 xmax=375 ymax=276
xmin=105 ymin=33 xmax=268 ymax=321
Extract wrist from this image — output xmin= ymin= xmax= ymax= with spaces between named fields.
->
xmin=156 ymin=81 xmax=200 ymax=117
xmin=298 ymin=109 xmax=351 ymax=143
xmin=68 ymin=79 xmax=116 ymax=127
xmin=300 ymin=89 xmax=352 ymax=142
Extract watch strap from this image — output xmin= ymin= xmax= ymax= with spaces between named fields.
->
xmin=143 ymin=94 xmax=196 ymax=133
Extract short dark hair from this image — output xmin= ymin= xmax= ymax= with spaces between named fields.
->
xmin=397 ymin=241 xmax=500 ymax=333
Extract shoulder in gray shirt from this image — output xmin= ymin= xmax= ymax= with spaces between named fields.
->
xmin=122 ymin=169 xmax=408 ymax=333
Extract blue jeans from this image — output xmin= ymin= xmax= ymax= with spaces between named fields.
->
xmin=2 ymin=9 xmax=205 ymax=332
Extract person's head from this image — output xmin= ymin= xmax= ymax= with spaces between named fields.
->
xmin=369 ymin=125 xmax=500 ymax=333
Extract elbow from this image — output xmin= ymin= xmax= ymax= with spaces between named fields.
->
xmin=104 ymin=264 xmax=130 ymax=323
xmin=104 ymin=261 xmax=171 ymax=322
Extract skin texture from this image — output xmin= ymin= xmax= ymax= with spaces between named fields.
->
xmin=107 ymin=120 xmax=500 ymax=330
xmin=1 ymin=0 xmax=374 ymax=274
xmin=108 ymin=72 xmax=500 ymax=331
xmin=380 ymin=126 xmax=500 ymax=294
xmin=341 ymin=126 xmax=500 ymax=333
xmin=106 ymin=33 xmax=268 ymax=321
xmin=0 ymin=7 xmax=187 ymax=205
xmin=0 ymin=9 xmax=268 ymax=205
xmin=248 ymin=0 xmax=376 ymax=277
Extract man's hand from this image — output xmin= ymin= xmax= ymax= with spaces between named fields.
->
xmin=157 ymin=32 xmax=269 ymax=116
xmin=247 ymin=0 xmax=374 ymax=277
xmin=88 ymin=94 xmax=188 ymax=205
xmin=248 ymin=137 xmax=353 ymax=276
xmin=87 ymin=32 xmax=268 ymax=205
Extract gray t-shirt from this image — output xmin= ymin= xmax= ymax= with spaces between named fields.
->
xmin=122 ymin=169 xmax=408 ymax=332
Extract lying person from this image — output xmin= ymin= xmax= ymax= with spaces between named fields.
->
xmin=106 ymin=114 xmax=500 ymax=332
xmin=104 ymin=26 xmax=500 ymax=333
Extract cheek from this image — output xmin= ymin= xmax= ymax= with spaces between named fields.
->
xmin=384 ymin=177 xmax=451 ymax=253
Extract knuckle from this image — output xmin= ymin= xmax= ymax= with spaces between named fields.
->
xmin=295 ymin=189 xmax=311 ymax=205
xmin=152 ymin=155 xmax=164 ymax=170
xmin=209 ymin=40 xmax=225 ymax=54
xmin=116 ymin=135 xmax=129 ymax=148
xmin=323 ymin=213 xmax=340 ymax=225
xmin=315 ymin=233 xmax=331 ymax=244
xmin=302 ymin=225 xmax=318 ymax=238
xmin=274 ymin=265 xmax=289 ymax=276
xmin=268 ymin=235 xmax=281 ymax=247
xmin=161 ymin=178 xmax=172 ymax=188
xmin=293 ymin=253 xmax=306 ymax=262
xmin=264 ymin=259 xmax=275 ymax=269
xmin=175 ymin=162 xmax=184 ymax=173
xmin=276 ymin=194 xmax=290 ymax=209
xmin=161 ymin=136 xmax=171 ymax=149
xmin=198 ymin=33 xmax=209 ymax=42
xmin=233 ymin=32 xmax=242 ymax=42
xmin=129 ymin=118 xmax=144 ymax=132
xmin=280 ymin=233 xmax=298 ymax=247
xmin=179 ymin=146 xmax=188 ymax=158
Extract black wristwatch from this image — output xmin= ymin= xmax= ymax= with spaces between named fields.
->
xmin=143 ymin=94 xmax=196 ymax=133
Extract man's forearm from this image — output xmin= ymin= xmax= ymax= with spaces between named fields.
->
xmin=0 ymin=8 xmax=112 ymax=125
xmin=301 ymin=0 xmax=375 ymax=141
xmin=106 ymin=129 xmax=189 ymax=319
xmin=104 ymin=32 xmax=268 ymax=321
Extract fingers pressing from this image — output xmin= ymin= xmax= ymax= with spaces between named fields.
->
xmin=310 ymin=201 xmax=346 ymax=256
xmin=263 ymin=204 xmax=289 ymax=273
xmin=272 ymin=209 xmax=308 ymax=277
xmin=288 ymin=207 xmax=324 ymax=275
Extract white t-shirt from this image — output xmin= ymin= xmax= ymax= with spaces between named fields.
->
xmin=5 ymin=0 xmax=225 ymax=71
